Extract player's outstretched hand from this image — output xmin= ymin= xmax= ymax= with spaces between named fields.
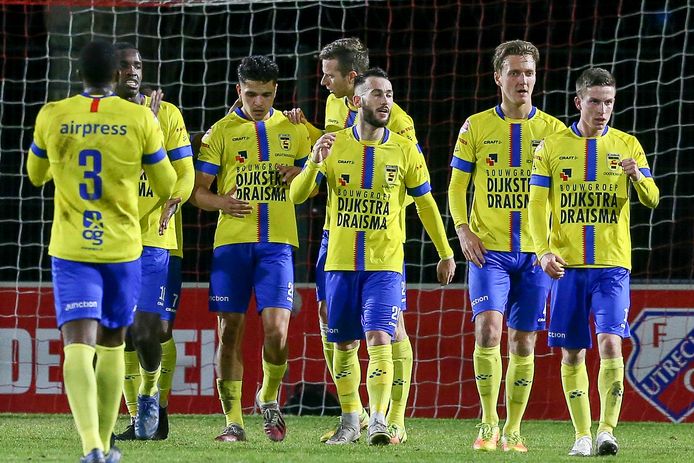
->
xmin=278 ymin=165 xmax=302 ymax=184
xmin=148 ymin=89 xmax=164 ymax=117
xmin=312 ymin=133 xmax=335 ymax=163
xmin=436 ymin=257 xmax=456 ymax=286
xmin=283 ymin=108 xmax=307 ymax=125
xmin=158 ymin=197 xmax=181 ymax=235
xmin=539 ymin=252 xmax=567 ymax=279
xmin=621 ymin=158 xmax=642 ymax=182
xmin=220 ymin=186 xmax=252 ymax=217
xmin=456 ymin=224 xmax=487 ymax=268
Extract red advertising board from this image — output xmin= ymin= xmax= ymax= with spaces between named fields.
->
xmin=1 ymin=285 xmax=692 ymax=422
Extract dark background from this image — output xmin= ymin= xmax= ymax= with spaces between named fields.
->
xmin=1 ymin=0 xmax=692 ymax=284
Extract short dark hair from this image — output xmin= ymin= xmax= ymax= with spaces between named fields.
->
xmin=114 ymin=41 xmax=137 ymax=53
xmin=237 ymin=56 xmax=279 ymax=84
xmin=492 ymin=40 xmax=540 ymax=73
xmin=354 ymin=67 xmax=389 ymax=93
xmin=319 ymin=38 xmax=369 ymax=75
xmin=575 ymin=67 xmax=616 ymax=98
xmin=79 ymin=40 xmax=118 ymax=86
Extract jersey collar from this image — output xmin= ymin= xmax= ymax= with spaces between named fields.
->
xmin=235 ymin=107 xmax=274 ymax=121
xmin=80 ymin=91 xmax=116 ymax=98
xmin=352 ymin=125 xmax=390 ymax=144
xmin=570 ymin=121 xmax=609 ymax=137
xmin=494 ymin=104 xmax=537 ymax=121
xmin=343 ymin=96 xmax=358 ymax=112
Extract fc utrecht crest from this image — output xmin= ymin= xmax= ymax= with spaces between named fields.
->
xmin=626 ymin=309 xmax=694 ymax=422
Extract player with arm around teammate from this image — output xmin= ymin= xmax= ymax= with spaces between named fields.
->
xmin=448 ymin=40 xmax=564 ymax=452
xmin=26 ymin=40 xmax=176 ymax=463
xmin=290 ymin=68 xmax=455 ymax=446
xmin=529 ymin=67 xmax=659 ymax=457
xmin=286 ymin=37 xmax=420 ymax=445
xmin=190 ymin=56 xmax=310 ymax=443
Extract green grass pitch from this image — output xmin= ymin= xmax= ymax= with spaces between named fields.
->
xmin=1 ymin=414 xmax=691 ymax=462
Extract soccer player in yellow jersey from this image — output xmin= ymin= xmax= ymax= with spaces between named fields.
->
xmin=285 ymin=38 xmax=418 ymax=444
xmin=191 ymin=56 xmax=310 ymax=443
xmin=26 ymin=40 xmax=176 ymax=463
xmin=448 ymin=40 xmax=564 ymax=452
xmin=111 ymin=43 xmax=194 ymax=441
xmin=290 ymin=68 xmax=455 ymax=446
xmin=529 ymin=68 xmax=659 ymax=457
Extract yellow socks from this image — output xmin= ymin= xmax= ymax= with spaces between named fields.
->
xmin=320 ymin=322 xmax=336 ymax=381
xmin=503 ymin=352 xmax=534 ymax=435
xmin=139 ymin=364 xmax=161 ymax=397
xmin=95 ymin=344 xmax=125 ymax=453
xmin=122 ymin=349 xmax=141 ymax=417
xmin=63 ymin=343 xmax=101 ymax=455
xmin=159 ymin=338 xmax=177 ymax=408
xmin=366 ymin=344 xmax=394 ymax=416
xmin=561 ymin=362 xmax=592 ymax=439
xmin=217 ymin=379 xmax=244 ymax=427
xmin=473 ymin=344 xmax=502 ymax=426
xmin=258 ymin=357 xmax=287 ymax=404
xmin=387 ymin=337 xmax=413 ymax=427
xmin=333 ymin=346 xmax=362 ymax=414
xmin=597 ymin=357 xmax=624 ymax=435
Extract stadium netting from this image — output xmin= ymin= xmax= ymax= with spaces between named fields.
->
xmin=1 ymin=0 xmax=692 ymax=419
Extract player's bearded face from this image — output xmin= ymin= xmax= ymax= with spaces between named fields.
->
xmin=237 ymin=80 xmax=277 ymax=121
xmin=116 ymin=49 xmax=143 ymax=97
xmin=495 ymin=54 xmax=536 ymax=107
xmin=357 ymin=77 xmax=393 ymax=128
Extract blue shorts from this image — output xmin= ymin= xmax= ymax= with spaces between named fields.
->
xmin=52 ymin=256 xmax=140 ymax=329
xmin=315 ymin=230 xmax=329 ymax=302
xmin=163 ymin=255 xmax=182 ymax=322
xmin=209 ymin=243 xmax=294 ymax=313
xmin=325 ymin=271 xmax=402 ymax=343
xmin=317 ymin=230 xmax=408 ymax=312
xmin=468 ymin=251 xmax=550 ymax=332
xmin=548 ymin=267 xmax=631 ymax=349
xmin=136 ymin=246 xmax=170 ymax=316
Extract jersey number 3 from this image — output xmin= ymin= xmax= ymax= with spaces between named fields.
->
xmin=79 ymin=149 xmax=102 ymax=200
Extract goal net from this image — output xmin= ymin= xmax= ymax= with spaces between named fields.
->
xmin=1 ymin=0 xmax=692 ymax=422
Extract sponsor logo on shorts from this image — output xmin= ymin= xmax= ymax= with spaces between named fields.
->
xmin=64 ymin=301 xmax=98 ymax=311
xmin=470 ymin=295 xmax=489 ymax=307
xmin=548 ymin=331 xmax=566 ymax=338
xmin=627 ymin=308 xmax=694 ymax=423
xmin=327 ymin=327 xmax=339 ymax=334
xmin=209 ymin=295 xmax=229 ymax=302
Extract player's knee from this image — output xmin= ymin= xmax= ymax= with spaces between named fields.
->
xmin=561 ymin=348 xmax=586 ymax=365
xmin=597 ymin=334 xmax=622 ymax=359
xmin=508 ymin=329 xmax=536 ymax=356
xmin=475 ymin=323 xmax=501 ymax=347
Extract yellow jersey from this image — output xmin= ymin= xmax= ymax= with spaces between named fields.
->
xmin=27 ymin=92 xmax=176 ymax=263
xmin=197 ymin=108 xmax=311 ymax=248
xmin=529 ymin=123 xmax=659 ymax=269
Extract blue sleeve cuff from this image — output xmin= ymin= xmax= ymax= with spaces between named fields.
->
xmin=295 ymin=155 xmax=308 ymax=168
xmin=142 ymin=147 xmax=167 ymax=165
xmin=168 ymin=145 xmax=193 ymax=161
xmin=529 ymin=174 xmax=551 ymax=188
xmin=407 ymin=181 xmax=432 ymax=197
xmin=450 ymin=156 xmax=474 ymax=173
xmin=30 ymin=142 xmax=47 ymax=158
xmin=639 ymin=167 xmax=652 ymax=178
xmin=195 ymin=160 xmax=219 ymax=176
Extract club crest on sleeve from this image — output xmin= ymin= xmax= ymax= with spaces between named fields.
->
xmin=385 ymin=165 xmax=398 ymax=184
xmin=279 ymin=133 xmax=291 ymax=151
xmin=460 ymin=119 xmax=470 ymax=134
xmin=607 ymin=153 xmax=621 ymax=171
xmin=560 ymin=168 xmax=572 ymax=181
xmin=626 ymin=309 xmax=694 ymax=423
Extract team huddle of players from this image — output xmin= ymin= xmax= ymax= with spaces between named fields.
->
xmin=27 ymin=36 xmax=658 ymax=463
